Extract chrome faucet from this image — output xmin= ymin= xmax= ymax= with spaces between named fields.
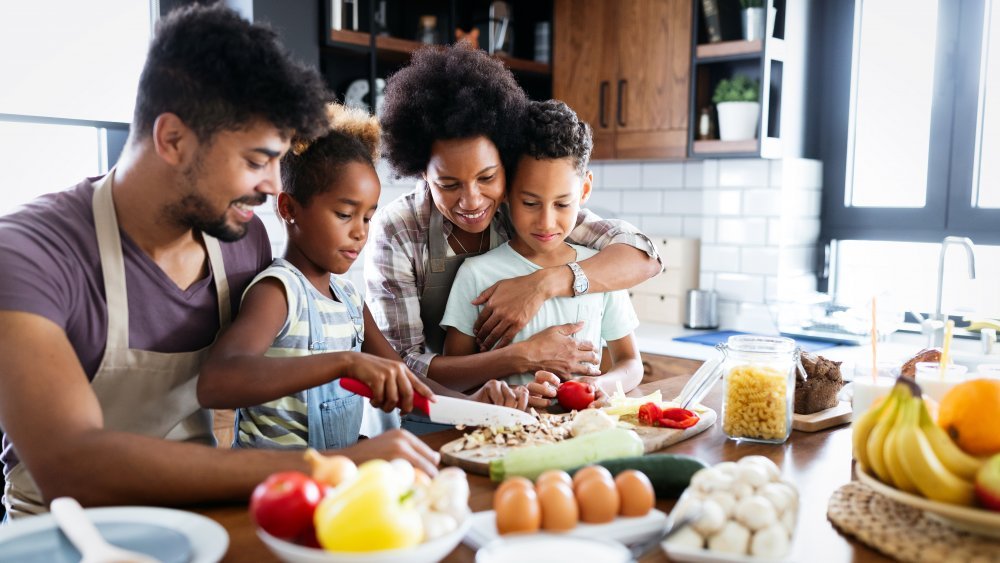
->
xmin=923 ymin=236 xmax=976 ymax=347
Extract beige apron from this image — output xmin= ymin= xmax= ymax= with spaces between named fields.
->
xmin=4 ymin=170 xmax=230 ymax=518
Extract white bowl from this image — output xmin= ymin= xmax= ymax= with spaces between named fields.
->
xmin=475 ymin=534 xmax=631 ymax=563
xmin=257 ymin=517 xmax=471 ymax=563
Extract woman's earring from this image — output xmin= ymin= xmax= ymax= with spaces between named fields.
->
xmin=288 ymin=218 xmax=296 ymax=225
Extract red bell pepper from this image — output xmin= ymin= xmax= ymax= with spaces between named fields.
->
xmin=657 ymin=408 xmax=699 ymax=429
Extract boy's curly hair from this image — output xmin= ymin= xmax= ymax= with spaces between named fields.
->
xmin=522 ymin=100 xmax=593 ymax=176
xmin=281 ymin=103 xmax=381 ymax=207
xmin=380 ymin=44 xmax=530 ymax=178
xmin=133 ymin=4 xmax=330 ymax=142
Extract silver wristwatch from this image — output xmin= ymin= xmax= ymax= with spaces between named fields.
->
xmin=567 ymin=261 xmax=589 ymax=297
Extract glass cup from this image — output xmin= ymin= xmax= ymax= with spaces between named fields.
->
xmin=914 ymin=362 xmax=969 ymax=403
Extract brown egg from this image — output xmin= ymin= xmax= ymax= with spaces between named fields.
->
xmin=536 ymin=469 xmax=573 ymax=489
xmin=494 ymin=485 xmax=542 ymax=535
xmin=575 ymin=476 xmax=620 ymax=524
xmin=495 ymin=476 xmax=534 ymax=501
xmin=572 ymin=465 xmax=614 ymax=491
xmin=537 ymin=481 xmax=579 ymax=531
xmin=614 ymin=470 xmax=655 ymax=517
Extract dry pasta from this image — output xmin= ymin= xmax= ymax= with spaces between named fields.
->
xmin=723 ymin=364 xmax=789 ymax=440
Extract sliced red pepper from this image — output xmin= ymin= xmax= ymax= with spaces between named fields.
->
xmin=637 ymin=402 xmax=664 ymax=426
xmin=657 ymin=408 xmax=699 ymax=430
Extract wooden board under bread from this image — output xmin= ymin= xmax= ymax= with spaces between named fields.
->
xmin=440 ymin=407 xmax=717 ymax=476
xmin=792 ymin=401 xmax=852 ymax=432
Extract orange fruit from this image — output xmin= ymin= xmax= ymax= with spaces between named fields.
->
xmin=938 ymin=379 xmax=1000 ymax=456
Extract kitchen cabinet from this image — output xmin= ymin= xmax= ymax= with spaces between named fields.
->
xmin=553 ymin=0 xmax=692 ymax=160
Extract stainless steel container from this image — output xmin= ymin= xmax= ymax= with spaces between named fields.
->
xmin=685 ymin=289 xmax=719 ymax=329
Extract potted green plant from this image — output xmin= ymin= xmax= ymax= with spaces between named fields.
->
xmin=712 ymin=75 xmax=760 ymax=141
xmin=740 ymin=0 xmax=766 ymax=41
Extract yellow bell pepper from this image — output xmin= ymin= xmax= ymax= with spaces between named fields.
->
xmin=314 ymin=459 xmax=423 ymax=551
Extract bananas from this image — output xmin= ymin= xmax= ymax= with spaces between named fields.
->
xmin=853 ymin=379 xmax=980 ymax=506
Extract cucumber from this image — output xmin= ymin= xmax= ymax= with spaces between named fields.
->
xmin=568 ymin=454 xmax=709 ymax=498
xmin=489 ymin=428 xmax=643 ymax=483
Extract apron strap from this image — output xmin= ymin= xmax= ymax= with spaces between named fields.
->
xmin=203 ymin=234 xmax=231 ymax=330
xmin=428 ymin=204 xmax=447 ymax=273
xmin=92 ymin=171 xmax=130 ymax=350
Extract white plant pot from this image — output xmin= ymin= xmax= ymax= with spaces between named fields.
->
xmin=716 ymin=101 xmax=760 ymax=141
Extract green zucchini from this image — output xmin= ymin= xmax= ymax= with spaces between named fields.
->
xmin=489 ymin=428 xmax=643 ymax=482
xmin=568 ymin=454 xmax=709 ymax=498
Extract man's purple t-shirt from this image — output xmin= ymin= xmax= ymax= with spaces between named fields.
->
xmin=0 ymin=177 xmax=272 ymax=472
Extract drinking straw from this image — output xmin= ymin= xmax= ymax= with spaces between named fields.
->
xmin=871 ymin=295 xmax=878 ymax=384
xmin=940 ymin=319 xmax=954 ymax=379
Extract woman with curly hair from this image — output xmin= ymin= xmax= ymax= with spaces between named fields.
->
xmin=367 ymin=44 xmax=661 ymax=403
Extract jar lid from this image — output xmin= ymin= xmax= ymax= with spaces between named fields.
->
xmin=726 ymin=335 xmax=795 ymax=354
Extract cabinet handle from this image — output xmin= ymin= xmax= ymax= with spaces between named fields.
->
xmin=617 ymin=79 xmax=627 ymax=127
xmin=599 ymin=81 xmax=610 ymax=129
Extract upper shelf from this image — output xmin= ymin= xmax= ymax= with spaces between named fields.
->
xmin=694 ymin=37 xmax=784 ymax=64
xmin=328 ymin=30 xmax=552 ymax=75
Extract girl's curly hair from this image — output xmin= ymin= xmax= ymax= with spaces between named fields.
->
xmin=521 ymin=100 xmax=593 ymax=176
xmin=379 ymin=44 xmax=530 ymax=177
xmin=281 ymin=103 xmax=380 ymax=206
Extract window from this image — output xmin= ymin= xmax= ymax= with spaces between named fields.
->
xmin=0 ymin=1 xmax=153 ymax=213
xmin=819 ymin=0 xmax=1000 ymax=317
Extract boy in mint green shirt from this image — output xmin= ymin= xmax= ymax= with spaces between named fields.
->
xmin=440 ymin=100 xmax=642 ymax=401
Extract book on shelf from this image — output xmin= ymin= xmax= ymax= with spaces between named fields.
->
xmin=701 ymin=0 xmax=723 ymax=43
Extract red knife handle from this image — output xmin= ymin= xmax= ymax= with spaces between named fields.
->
xmin=339 ymin=377 xmax=431 ymax=415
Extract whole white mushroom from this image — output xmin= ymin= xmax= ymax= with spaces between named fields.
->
xmin=751 ymin=523 xmax=791 ymax=558
xmin=666 ymin=526 xmax=705 ymax=550
xmin=759 ymin=482 xmax=796 ymax=515
xmin=738 ymin=455 xmax=781 ymax=481
xmin=781 ymin=507 xmax=797 ymax=535
xmin=692 ymin=498 xmax=727 ymax=536
xmin=691 ymin=467 xmax=735 ymax=494
xmin=706 ymin=490 xmax=738 ymax=518
xmin=732 ymin=481 xmax=754 ymax=500
xmin=735 ymin=495 xmax=778 ymax=531
xmin=672 ymin=496 xmax=703 ymax=521
xmin=707 ymin=521 xmax=751 ymax=555
xmin=735 ymin=463 xmax=770 ymax=490
xmin=714 ymin=461 xmax=739 ymax=477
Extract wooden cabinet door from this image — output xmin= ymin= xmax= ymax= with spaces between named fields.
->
xmin=553 ymin=0 xmax=617 ymax=160
xmin=613 ymin=0 xmax=691 ymax=159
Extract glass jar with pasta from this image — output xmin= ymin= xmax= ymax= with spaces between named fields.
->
xmin=719 ymin=335 xmax=798 ymax=443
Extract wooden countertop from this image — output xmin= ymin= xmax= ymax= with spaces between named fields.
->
xmin=195 ymin=355 xmax=892 ymax=562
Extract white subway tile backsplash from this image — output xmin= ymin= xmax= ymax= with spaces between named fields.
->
xmin=603 ymin=163 xmax=642 ymax=188
xmin=715 ymin=273 xmax=766 ymax=303
xmin=718 ymin=159 xmax=769 ymax=188
xmin=642 ymin=215 xmax=683 ymax=236
xmin=664 ymin=190 xmax=702 ymax=215
xmin=780 ymin=218 xmax=821 ymax=245
xmin=379 ymin=186 xmax=411 ymax=207
xmin=586 ymin=189 xmax=623 ymax=215
xmin=717 ymin=299 xmax=740 ymax=327
xmin=699 ymin=272 xmax=716 ymax=291
xmin=700 ymin=159 xmax=720 ymax=188
xmin=777 ymin=158 xmax=823 ymax=189
xmin=642 ymin=162 xmax=685 ymax=189
xmin=684 ymin=161 xmax=705 ymax=189
xmin=617 ymin=214 xmax=642 ymax=227
xmin=741 ymin=247 xmax=780 ymax=276
xmin=733 ymin=302 xmax=779 ymax=333
xmin=682 ymin=216 xmax=703 ymax=239
xmin=765 ymin=276 xmax=780 ymax=301
xmin=702 ymin=189 xmax=743 ymax=216
xmin=622 ymin=190 xmax=663 ymax=214
xmin=780 ymin=187 xmax=822 ymax=218
xmin=717 ymin=218 xmax=768 ymax=246
xmin=767 ymin=218 xmax=783 ymax=246
xmin=701 ymin=217 xmax=717 ymax=244
xmin=743 ymin=189 xmax=782 ymax=217
xmin=589 ymin=163 xmax=604 ymax=188
xmin=701 ymin=245 xmax=740 ymax=272
xmin=780 ymin=246 xmax=817 ymax=275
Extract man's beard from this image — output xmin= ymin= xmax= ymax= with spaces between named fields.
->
xmin=167 ymin=156 xmax=265 ymax=242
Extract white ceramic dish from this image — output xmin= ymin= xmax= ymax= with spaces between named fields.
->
xmin=257 ymin=516 xmax=471 ymax=563
xmin=462 ymin=508 xmax=667 ymax=550
xmin=475 ymin=534 xmax=631 ymax=563
xmin=856 ymin=467 xmax=1000 ymax=538
xmin=0 ymin=506 xmax=228 ymax=563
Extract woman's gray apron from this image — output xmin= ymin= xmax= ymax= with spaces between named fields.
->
xmin=4 ymin=170 xmax=228 ymax=519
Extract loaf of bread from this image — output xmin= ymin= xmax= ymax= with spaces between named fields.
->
xmin=899 ymin=348 xmax=941 ymax=378
xmin=794 ymin=352 xmax=844 ymax=415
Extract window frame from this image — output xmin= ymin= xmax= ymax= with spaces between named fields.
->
xmin=819 ymin=0 xmax=1000 ymax=247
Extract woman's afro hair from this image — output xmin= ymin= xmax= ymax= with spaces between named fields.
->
xmin=522 ymin=99 xmax=593 ymax=176
xmin=379 ymin=43 xmax=530 ymax=177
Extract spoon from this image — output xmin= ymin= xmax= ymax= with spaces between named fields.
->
xmin=50 ymin=497 xmax=159 ymax=563
xmin=628 ymin=507 xmax=702 ymax=561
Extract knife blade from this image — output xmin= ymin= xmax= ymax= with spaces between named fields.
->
xmin=339 ymin=378 xmax=538 ymax=428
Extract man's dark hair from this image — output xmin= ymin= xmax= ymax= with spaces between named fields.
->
xmin=380 ymin=44 xmax=530 ymax=177
xmin=521 ymin=99 xmax=593 ymax=176
xmin=133 ymin=4 xmax=330 ymax=142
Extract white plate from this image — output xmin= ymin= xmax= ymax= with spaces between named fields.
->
xmin=0 ymin=506 xmax=228 ymax=563
xmin=475 ymin=534 xmax=631 ymax=563
xmin=258 ymin=516 xmax=471 ymax=563
xmin=462 ymin=508 xmax=667 ymax=550
xmin=856 ymin=467 xmax=1000 ymax=538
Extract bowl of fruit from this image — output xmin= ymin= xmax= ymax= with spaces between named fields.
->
xmin=252 ymin=450 xmax=471 ymax=563
xmin=852 ymin=376 xmax=1000 ymax=538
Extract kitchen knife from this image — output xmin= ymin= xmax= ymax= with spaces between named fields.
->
xmin=339 ymin=377 xmax=538 ymax=428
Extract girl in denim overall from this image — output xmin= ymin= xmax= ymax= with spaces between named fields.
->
xmin=197 ymin=104 xmax=432 ymax=450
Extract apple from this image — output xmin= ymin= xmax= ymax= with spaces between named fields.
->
xmin=975 ymin=453 xmax=1000 ymax=511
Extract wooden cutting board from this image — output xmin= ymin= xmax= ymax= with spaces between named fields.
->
xmin=440 ymin=407 xmax=717 ymax=476
xmin=792 ymin=401 xmax=853 ymax=432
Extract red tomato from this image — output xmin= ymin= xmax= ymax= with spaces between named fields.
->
xmin=250 ymin=471 xmax=323 ymax=540
xmin=557 ymin=380 xmax=596 ymax=411
xmin=637 ymin=402 xmax=663 ymax=426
